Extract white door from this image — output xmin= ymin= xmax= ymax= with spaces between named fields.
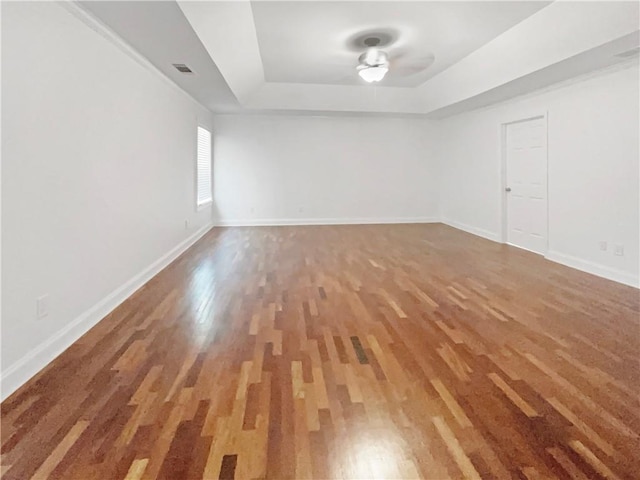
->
xmin=505 ymin=116 xmax=547 ymax=254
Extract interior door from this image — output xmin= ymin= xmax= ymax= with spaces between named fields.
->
xmin=505 ymin=116 xmax=548 ymax=254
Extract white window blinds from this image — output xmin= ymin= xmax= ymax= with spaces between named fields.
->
xmin=197 ymin=127 xmax=212 ymax=207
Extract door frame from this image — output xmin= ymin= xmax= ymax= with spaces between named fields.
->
xmin=499 ymin=111 xmax=549 ymax=254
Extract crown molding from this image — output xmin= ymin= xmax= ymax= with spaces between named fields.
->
xmin=58 ymin=1 xmax=212 ymax=114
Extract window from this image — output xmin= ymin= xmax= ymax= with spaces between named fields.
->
xmin=196 ymin=126 xmax=212 ymax=208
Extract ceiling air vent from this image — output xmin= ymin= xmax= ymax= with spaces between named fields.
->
xmin=615 ymin=47 xmax=640 ymax=58
xmin=172 ymin=63 xmax=194 ymax=74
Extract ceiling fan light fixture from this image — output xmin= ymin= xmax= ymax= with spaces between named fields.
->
xmin=358 ymin=65 xmax=389 ymax=83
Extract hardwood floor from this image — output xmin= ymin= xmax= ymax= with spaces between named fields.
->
xmin=1 ymin=224 xmax=639 ymax=479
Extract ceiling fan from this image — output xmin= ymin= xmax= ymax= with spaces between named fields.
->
xmin=356 ymin=47 xmax=390 ymax=83
xmin=353 ymin=35 xmax=434 ymax=84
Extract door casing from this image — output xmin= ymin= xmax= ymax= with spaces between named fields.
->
xmin=499 ymin=112 xmax=549 ymax=255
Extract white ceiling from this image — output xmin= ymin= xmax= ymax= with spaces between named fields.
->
xmin=80 ymin=1 xmax=640 ymax=117
xmin=252 ymin=1 xmax=549 ymax=88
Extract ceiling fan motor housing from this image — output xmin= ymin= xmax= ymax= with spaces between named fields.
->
xmin=364 ymin=36 xmax=381 ymax=47
xmin=358 ymin=48 xmax=389 ymax=68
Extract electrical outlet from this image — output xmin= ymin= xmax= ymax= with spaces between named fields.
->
xmin=614 ymin=244 xmax=624 ymax=256
xmin=36 ymin=294 xmax=50 ymax=319
xmin=599 ymin=241 xmax=608 ymax=251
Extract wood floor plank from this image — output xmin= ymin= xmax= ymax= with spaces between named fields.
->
xmin=488 ymin=372 xmax=539 ymax=418
xmin=2 ymin=224 xmax=638 ymax=479
xmin=30 ymin=420 xmax=89 ymax=480
xmin=123 ymin=458 xmax=148 ymax=480
xmin=432 ymin=415 xmax=482 ymax=480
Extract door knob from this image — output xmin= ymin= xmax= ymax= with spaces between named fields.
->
xmin=505 ymin=187 xmax=512 ymax=192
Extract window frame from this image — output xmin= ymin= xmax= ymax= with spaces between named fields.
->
xmin=195 ymin=125 xmax=212 ymax=211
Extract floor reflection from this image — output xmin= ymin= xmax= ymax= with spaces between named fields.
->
xmin=187 ymin=257 xmax=218 ymax=345
xmin=338 ymin=428 xmax=420 ymax=479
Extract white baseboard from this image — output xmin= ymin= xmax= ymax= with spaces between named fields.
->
xmin=0 ymin=223 xmax=213 ymax=401
xmin=545 ymin=251 xmax=639 ymax=288
xmin=439 ymin=219 xmax=638 ymax=289
xmin=440 ymin=218 xmax=501 ymax=242
xmin=215 ymin=216 xmax=440 ymax=227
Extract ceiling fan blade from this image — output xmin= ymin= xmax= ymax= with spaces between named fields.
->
xmin=389 ymin=51 xmax=435 ymax=67
xmin=389 ymin=53 xmax=435 ymax=77
xmin=391 ymin=65 xmax=429 ymax=77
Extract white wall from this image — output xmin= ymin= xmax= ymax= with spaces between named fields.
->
xmin=439 ymin=62 xmax=640 ymax=287
xmin=212 ymin=114 xmax=439 ymax=225
xmin=1 ymin=2 xmax=213 ymax=398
